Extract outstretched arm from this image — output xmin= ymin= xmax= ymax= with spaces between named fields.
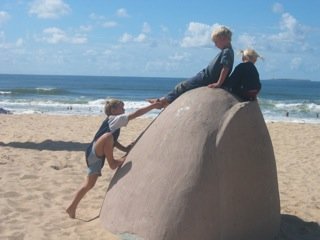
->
xmin=128 ymin=102 xmax=162 ymax=121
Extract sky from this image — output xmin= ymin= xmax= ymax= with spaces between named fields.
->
xmin=1 ymin=0 xmax=320 ymax=81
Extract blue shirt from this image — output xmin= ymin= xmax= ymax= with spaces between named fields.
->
xmin=201 ymin=46 xmax=234 ymax=84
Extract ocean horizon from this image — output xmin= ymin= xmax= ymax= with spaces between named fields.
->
xmin=1 ymin=74 xmax=319 ymax=124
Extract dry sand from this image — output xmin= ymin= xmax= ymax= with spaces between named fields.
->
xmin=0 ymin=114 xmax=319 ymax=239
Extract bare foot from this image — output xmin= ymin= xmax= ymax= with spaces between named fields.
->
xmin=66 ymin=207 xmax=76 ymax=219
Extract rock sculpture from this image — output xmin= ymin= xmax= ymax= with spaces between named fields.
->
xmin=100 ymin=87 xmax=280 ymax=240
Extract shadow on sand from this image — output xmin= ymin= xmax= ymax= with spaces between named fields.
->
xmin=0 ymin=140 xmax=88 ymax=152
xmin=2 ymin=141 xmax=319 ymax=240
xmin=278 ymin=214 xmax=320 ymax=240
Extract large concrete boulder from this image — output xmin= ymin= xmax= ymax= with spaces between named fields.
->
xmin=100 ymin=87 xmax=280 ymax=240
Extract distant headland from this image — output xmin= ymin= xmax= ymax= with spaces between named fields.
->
xmin=262 ymin=78 xmax=311 ymax=82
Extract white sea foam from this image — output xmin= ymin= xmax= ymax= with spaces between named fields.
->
xmin=35 ymin=87 xmax=56 ymax=91
xmin=1 ymin=75 xmax=319 ymax=123
xmin=1 ymin=98 xmax=317 ymax=123
xmin=0 ymin=91 xmax=11 ymax=95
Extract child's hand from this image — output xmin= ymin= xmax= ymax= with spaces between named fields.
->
xmin=208 ymin=83 xmax=220 ymax=88
xmin=154 ymin=101 xmax=163 ymax=109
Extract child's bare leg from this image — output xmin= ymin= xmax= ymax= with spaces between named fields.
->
xmin=103 ymin=138 xmax=125 ymax=169
xmin=94 ymin=133 xmax=125 ymax=170
xmin=66 ymin=174 xmax=98 ymax=218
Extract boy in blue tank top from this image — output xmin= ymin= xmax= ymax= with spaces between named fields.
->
xmin=66 ymin=99 xmax=161 ymax=218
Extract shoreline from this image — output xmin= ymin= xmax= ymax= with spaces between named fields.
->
xmin=1 ymin=111 xmax=320 ymax=124
xmin=1 ymin=114 xmax=319 ymax=239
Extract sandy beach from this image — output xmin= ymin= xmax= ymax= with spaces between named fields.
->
xmin=0 ymin=114 xmax=319 ymax=239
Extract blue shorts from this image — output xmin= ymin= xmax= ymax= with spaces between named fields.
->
xmin=86 ymin=142 xmax=104 ymax=176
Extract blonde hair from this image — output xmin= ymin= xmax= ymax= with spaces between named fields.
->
xmin=104 ymin=99 xmax=123 ymax=116
xmin=240 ymin=49 xmax=263 ymax=62
xmin=211 ymin=26 xmax=232 ymax=42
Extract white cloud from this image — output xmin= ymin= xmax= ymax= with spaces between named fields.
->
xmin=83 ymin=49 xmax=98 ymax=56
xmin=272 ymin=3 xmax=284 ymax=14
xmin=29 ymin=0 xmax=71 ymax=19
xmin=0 ymin=31 xmax=24 ymax=49
xmin=116 ymin=8 xmax=129 ymax=18
xmin=71 ymin=35 xmax=87 ymax=44
xmin=145 ymin=60 xmax=164 ymax=71
xmin=290 ymin=57 xmax=302 ymax=70
xmin=142 ymin=22 xmax=151 ymax=33
xmin=42 ymin=27 xmax=67 ymax=43
xmin=79 ymin=25 xmax=92 ymax=32
xmin=104 ymin=49 xmax=112 ymax=55
xmin=39 ymin=27 xmax=87 ymax=44
xmin=118 ymin=22 xmax=150 ymax=44
xmin=119 ymin=33 xmax=133 ymax=43
xmin=89 ymin=13 xmax=105 ymax=20
xmin=234 ymin=4 xmax=312 ymax=63
xmin=103 ymin=21 xmax=118 ymax=28
xmin=160 ymin=25 xmax=168 ymax=33
xmin=119 ymin=33 xmax=147 ymax=43
xmin=135 ymin=33 xmax=146 ymax=42
xmin=145 ymin=60 xmax=177 ymax=73
xmin=0 ymin=11 xmax=10 ymax=25
xmin=237 ymin=33 xmax=256 ymax=49
xmin=16 ymin=38 xmax=24 ymax=47
xmin=181 ymin=22 xmax=219 ymax=48
xmin=1 ymin=34 xmax=8 ymax=48
xmin=169 ymin=53 xmax=188 ymax=61
xmin=0 ymin=31 xmax=5 ymax=43
xmin=269 ymin=9 xmax=309 ymax=46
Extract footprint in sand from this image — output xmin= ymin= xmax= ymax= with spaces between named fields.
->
xmin=20 ymin=174 xmax=39 ymax=180
xmin=50 ymin=165 xmax=72 ymax=170
xmin=3 ymin=191 xmax=21 ymax=198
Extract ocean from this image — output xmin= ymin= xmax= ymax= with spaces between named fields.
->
xmin=0 ymin=74 xmax=319 ymax=123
